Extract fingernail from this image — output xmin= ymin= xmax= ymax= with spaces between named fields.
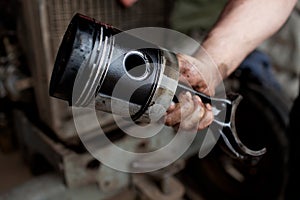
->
xmin=193 ymin=95 xmax=201 ymax=102
xmin=185 ymin=91 xmax=192 ymax=98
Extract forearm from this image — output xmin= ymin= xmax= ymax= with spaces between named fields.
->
xmin=195 ymin=0 xmax=297 ymax=87
xmin=167 ymin=0 xmax=296 ymax=131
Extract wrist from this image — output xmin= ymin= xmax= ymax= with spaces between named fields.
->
xmin=191 ymin=47 xmax=225 ymax=91
xmin=176 ymin=52 xmax=221 ymax=96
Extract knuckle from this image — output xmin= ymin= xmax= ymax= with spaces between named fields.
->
xmin=164 ymin=116 xmax=172 ymax=126
xmin=181 ymin=121 xmax=194 ymax=130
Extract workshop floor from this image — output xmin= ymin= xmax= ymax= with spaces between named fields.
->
xmin=0 ymin=150 xmax=33 ymax=194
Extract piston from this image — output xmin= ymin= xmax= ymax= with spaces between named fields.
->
xmin=49 ymin=13 xmax=266 ymax=163
xmin=49 ymin=13 xmax=178 ymax=123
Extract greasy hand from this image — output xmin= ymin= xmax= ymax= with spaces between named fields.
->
xmin=165 ymin=91 xmax=213 ymax=130
xmin=165 ymin=53 xmax=218 ymax=131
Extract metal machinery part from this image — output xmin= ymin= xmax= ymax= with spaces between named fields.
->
xmin=131 ymin=160 xmax=186 ymax=200
xmin=49 ymin=13 xmax=266 ymax=162
xmin=0 ymin=30 xmax=33 ymax=153
xmin=4 ymin=109 xmax=189 ymax=200
xmin=1 ymin=1 xmax=198 ymax=199
xmin=180 ymin=60 xmax=292 ymax=200
xmin=1 ymin=1 xmax=291 ymax=199
xmin=49 ymin=13 xmax=179 ymax=123
xmin=0 ymin=37 xmax=32 ymax=102
xmin=1 ymin=54 xmax=291 ymax=200
xmin=7 ymin=1 xmax=189 ymax=199
xmin=18 ymin=0 xmax=174 ymax=143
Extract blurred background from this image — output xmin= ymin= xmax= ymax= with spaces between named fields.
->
xmin=0 ymin=0 xmax=299 ymax=199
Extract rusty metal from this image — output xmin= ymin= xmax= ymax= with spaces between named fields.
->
xmin=0 ymin=37 xmax=32 ymax=101
xmin=0 ymin=173 xmax=135 ymax=200
xmin=133 ymin=174 xmax=185 ymax=200
xmin=11 ymin=110 xmax=186 ymax=193
xmin=148 ymin=159 xmax=185 ymax=195
xmin=12 ymin=110 xmax=99 ymax=188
